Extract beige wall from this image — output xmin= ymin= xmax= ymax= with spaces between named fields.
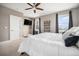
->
xmin=71 ymin=8 xmax=78 ymax=26
xmin=77 ymin=8 xmax=79 ymax=26
xmin=0 ymin=5 xmax=23 ymax=42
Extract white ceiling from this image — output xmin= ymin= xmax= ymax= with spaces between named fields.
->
xmin=0 ymin=3 xmax=79 ymax=18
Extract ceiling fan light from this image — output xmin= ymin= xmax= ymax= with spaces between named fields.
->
xmin=26 ymin=3 xmax=43 ymax=13
xmin=34 ymin=10 xmax=36 ymax=13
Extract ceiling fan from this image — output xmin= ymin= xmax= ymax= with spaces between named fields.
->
xmin=25 ymin=3 xmax=44 ymax=13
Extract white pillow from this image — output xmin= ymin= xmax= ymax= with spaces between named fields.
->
xmin=71 ymin=27 xmax=79 ymax=36
xmin=62 ymin=27 xmax=77 ymax=39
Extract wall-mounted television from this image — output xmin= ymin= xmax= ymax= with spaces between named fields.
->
xmin=24 ymin=19 xmax=32 ymax=25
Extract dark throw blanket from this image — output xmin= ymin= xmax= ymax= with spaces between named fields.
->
xmin=65 ymin=36 xmax=79 ymax=47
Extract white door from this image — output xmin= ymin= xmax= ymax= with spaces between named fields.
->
xmin=10 ymin=15 xmax=22 ymax=40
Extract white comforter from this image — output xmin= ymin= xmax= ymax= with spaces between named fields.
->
xmin=18 ymin=32 xmax=79 ymax=56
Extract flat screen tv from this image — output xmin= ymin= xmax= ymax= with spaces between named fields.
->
xmin=24 ymin=19 xmax=32 ymax=25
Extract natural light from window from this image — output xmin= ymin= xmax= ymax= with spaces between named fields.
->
xmin=58 ymin=14 xmax=69 ymax=33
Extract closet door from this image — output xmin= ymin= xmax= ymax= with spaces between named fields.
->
xmin=10 ymin=15 xmax=23 ymax=40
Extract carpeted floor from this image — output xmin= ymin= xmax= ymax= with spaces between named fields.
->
xmin=0 ymin=39 xmax=23 ymax=56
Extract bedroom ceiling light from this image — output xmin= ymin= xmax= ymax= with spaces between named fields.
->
xmin=25 ymin=3 xmax=44 ymax=13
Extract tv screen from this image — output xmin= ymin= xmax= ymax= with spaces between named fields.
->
xmin=24 ymin=19 xmax=32 ymax=25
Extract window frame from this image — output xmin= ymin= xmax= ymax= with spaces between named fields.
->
xmin=58 ymin=14 xmax=69 ymax=33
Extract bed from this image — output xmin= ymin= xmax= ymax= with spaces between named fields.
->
xmin=18 ymin=27 xmax=79 ymax=56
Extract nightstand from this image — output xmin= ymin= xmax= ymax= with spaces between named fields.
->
xmin=23 ymin=34 xmax=32 ymax=38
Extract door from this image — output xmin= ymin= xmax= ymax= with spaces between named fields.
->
xmin=10 ymin=15 xmax=22 ymax=40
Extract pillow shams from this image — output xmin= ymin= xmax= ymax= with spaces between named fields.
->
xmin=62 ymin=27 xmax=77 ymax=40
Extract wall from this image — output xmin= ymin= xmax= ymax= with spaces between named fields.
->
xmin=71 ymin=8 xmax=78 ymax=26
xmin=0 ymin=5 xmax=23 ymax=42
xmin=77 ymin=8 xmax=79 ymax=26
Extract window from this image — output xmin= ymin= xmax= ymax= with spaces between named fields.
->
xmin=58 ymin=14 xmax=69 ymax=33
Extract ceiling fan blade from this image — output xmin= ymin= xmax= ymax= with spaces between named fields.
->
xmin=34 ymin=10 xmax=36 ymax=13
xmin=35 ymin=3 xmax=40 ymax=7
xmin=36 ymin=8 xmax=43 ymax=11
xmin=27 ymin=3 xmax=33 ymax=7
xmin=25 ymin=8 xmax=32 ymax=10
